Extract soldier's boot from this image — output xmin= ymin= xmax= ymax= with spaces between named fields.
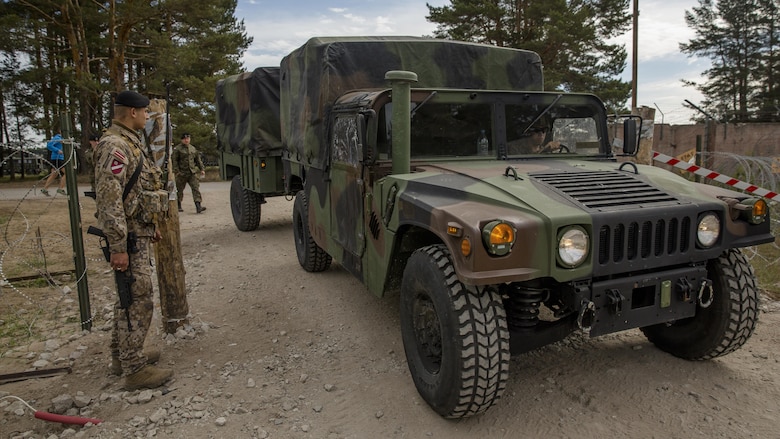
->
xmin=123 ymin=365 xmax=173 ymax=391
xmin=110 ymin=349 xmax=162 ymax=376
xmin=195 ymin=202 xmax=206 ymax=214
xmin=177 ymin=201 xmax=183 ymax=212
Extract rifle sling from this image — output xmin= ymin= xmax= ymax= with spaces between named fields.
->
xmin=123 ymin=153 xmax=144 ymax=202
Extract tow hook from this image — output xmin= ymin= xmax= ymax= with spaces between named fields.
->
xmin=676 ymin=277 xmax=694 ymax=302
xmin=605 ymin=289 xmax=625 ymax=314
xmin=698 ymin=279 xmax=714 ymax=308
xmin=577 ymin=300 xmax=596 ymax=332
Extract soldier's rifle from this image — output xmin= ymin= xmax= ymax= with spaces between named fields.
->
xmin=87 ymin=226 xmax=138 ymax=331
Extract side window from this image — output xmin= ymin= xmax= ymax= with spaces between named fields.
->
xmin=332 ymin=115 xmax=362 ymax=166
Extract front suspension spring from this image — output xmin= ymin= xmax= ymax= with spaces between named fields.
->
xmin=505 ymin=286 xmax=547 ymax=329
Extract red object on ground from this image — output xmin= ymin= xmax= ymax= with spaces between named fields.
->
xmin=34 ymin=410 xmax=103 ymax=425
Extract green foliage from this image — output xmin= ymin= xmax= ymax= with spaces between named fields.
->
xmin=680 ymin=0 xmax=780 ymax=122
xmin=1 ymin=0 xmax=251 ymax=162
xmin=427 ymin=0 xmax=632 ymax=109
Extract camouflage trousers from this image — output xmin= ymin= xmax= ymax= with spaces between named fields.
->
xmin=175 ymin=172 xmax=202 ymax=203
xmin=110 ymin=236 xmax=154 ymax=376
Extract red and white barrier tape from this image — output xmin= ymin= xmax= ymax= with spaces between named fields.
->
xmin=652 ymin=151 xmax=779 ymax=201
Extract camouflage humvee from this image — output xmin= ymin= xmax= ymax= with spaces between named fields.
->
xmin=217 ymin=37 xmax=774 ymax=418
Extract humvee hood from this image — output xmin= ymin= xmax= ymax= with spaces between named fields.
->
xmin=394 ymin=158 xmax=764 ymax=227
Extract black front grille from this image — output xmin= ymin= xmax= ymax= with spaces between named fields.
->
xmin=532 ymin=171 xmax=679 ymax=209
xmin=529 ymin=170 xmax=707 ymax=274
xmin=598 ymin=217 xmax=692 ymax=265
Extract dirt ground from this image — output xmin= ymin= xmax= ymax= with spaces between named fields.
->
xmin=1 ymin=181 xmax=779 ymax=439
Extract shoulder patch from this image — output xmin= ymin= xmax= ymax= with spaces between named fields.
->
xmin=113 ymin=149 xmax=127 ymax=162
xmin=110 ymin=159 xmax=125 ymax=174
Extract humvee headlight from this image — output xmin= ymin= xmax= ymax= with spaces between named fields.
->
xmin=741 ymin=198 xmax=768 ymax=224
xmin=481 ymin=220 xmax=515 ymax=256
xmin=697 ymin=213 xmax=720 ymax=248
xmin=557 ymin=227 xmax=589 ymax=268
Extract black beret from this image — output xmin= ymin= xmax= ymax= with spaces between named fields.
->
xmin=181 ymin=133 xmax=191 ymax=139
xmin=89 ymin=134 xmax=100 ymax=141
xmin=115 ymin=90 xmax=150 ymax=108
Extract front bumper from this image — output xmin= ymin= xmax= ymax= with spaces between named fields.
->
xmin=584 ymin=265 xmax=708 ymax=337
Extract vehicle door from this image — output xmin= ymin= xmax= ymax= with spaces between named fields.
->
xmin=329 ymin=113 xmax=366 ymax=258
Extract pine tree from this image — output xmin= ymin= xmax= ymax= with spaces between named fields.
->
xmin=680 ymin=0 xmax=780 ymax=122
xmin=4 ymin=0 xmax=251 ymax=163
xmin=427 ymin=0 xmax=632 ymax=110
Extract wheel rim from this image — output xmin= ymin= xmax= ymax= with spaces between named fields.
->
xmin=411 ymin=293 xmax=443 ymax=374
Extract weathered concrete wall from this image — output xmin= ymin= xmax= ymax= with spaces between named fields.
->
xmin=652 ymin=123 xmax=780 ymax=159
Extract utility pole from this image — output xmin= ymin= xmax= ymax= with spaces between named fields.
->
xmin=631 ymin=0 xmax=639 ymax=111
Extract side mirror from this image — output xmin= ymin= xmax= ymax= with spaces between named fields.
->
xmin=622 ymin=117 xmax=640 ymax=155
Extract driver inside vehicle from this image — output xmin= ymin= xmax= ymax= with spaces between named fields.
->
xmin=506 ymin=120 xmax=561 ymax=155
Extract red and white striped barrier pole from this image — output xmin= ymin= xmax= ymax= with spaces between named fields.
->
xmin=652 ymin=151 xmax=779 ymax=201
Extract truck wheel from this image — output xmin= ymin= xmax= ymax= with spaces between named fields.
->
xmin=400 ymin=244 xmax=510 ymax=418
xmin=641 ymin=248 xmax=759 ymax=360
xmin=230 ymin=175 xmax=261 ymax=231
xmin=292 ymin=190 xmax=332 ymax=272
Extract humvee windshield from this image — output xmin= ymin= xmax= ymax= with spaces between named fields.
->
xmin=376 ymin=92 xmax=609 ymax=160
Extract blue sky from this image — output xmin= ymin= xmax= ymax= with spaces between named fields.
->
xmin=236 ymin=0 xmax=706 ymax=124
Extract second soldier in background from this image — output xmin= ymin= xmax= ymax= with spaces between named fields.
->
xmin=172 ymin=133 xmax=207 ymax=213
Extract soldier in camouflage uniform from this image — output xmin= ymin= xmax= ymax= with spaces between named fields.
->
xmin=172 ymin=133 xmax=207 ymax=213
xmin=95 ymin=90 xmax=172 ymax=391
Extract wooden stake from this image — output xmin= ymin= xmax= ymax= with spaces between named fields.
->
xmin=148 ymin=98 xmax=189 ymax=333
xmin=155 ymin=199 xmax=189 ymax=333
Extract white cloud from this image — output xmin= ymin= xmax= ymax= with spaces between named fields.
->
xmin=637 ymin=1 xmax=698 ymax=61
xmin=238 ymin=1 xmax=443 ymax=69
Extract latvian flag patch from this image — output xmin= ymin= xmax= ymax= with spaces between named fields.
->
xmin=110 ymin=159 xmax=125 ymax=174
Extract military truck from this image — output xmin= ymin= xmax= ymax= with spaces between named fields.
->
xmin=216 ymin=37 xmax=774 ymax=418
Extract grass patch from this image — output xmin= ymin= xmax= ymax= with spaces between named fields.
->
xmin=0 ymin=308 xmax=41 ymax=354
xmin=0 ymin=173 xmax=47 ymax=184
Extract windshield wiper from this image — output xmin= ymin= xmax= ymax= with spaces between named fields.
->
xmin=520 ymin=94 xmax=563 ymax=136
xmin=410 ymin=91 xmax=438 ymax=119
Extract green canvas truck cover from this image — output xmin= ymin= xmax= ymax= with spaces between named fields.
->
xmin=280 ymin=36 xmax=543 ymax=169
xmin=216 ymin=66 xmax=283 ymax=157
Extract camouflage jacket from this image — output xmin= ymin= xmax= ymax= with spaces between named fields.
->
xmin=172 ymin=142 xmax=205 ymax=175
xmin=94 ymin=121 xmax=167 ymax=253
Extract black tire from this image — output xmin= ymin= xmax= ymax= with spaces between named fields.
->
xmin=641 ymin=248 xmax=759 ymax=360
xmin=292 ymin=190 xmax=332 ymax=272
xmin=230 ymin=175 xmax=261 ymax=231
xmin=400 ymin=244 xmax=510 ymax=418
